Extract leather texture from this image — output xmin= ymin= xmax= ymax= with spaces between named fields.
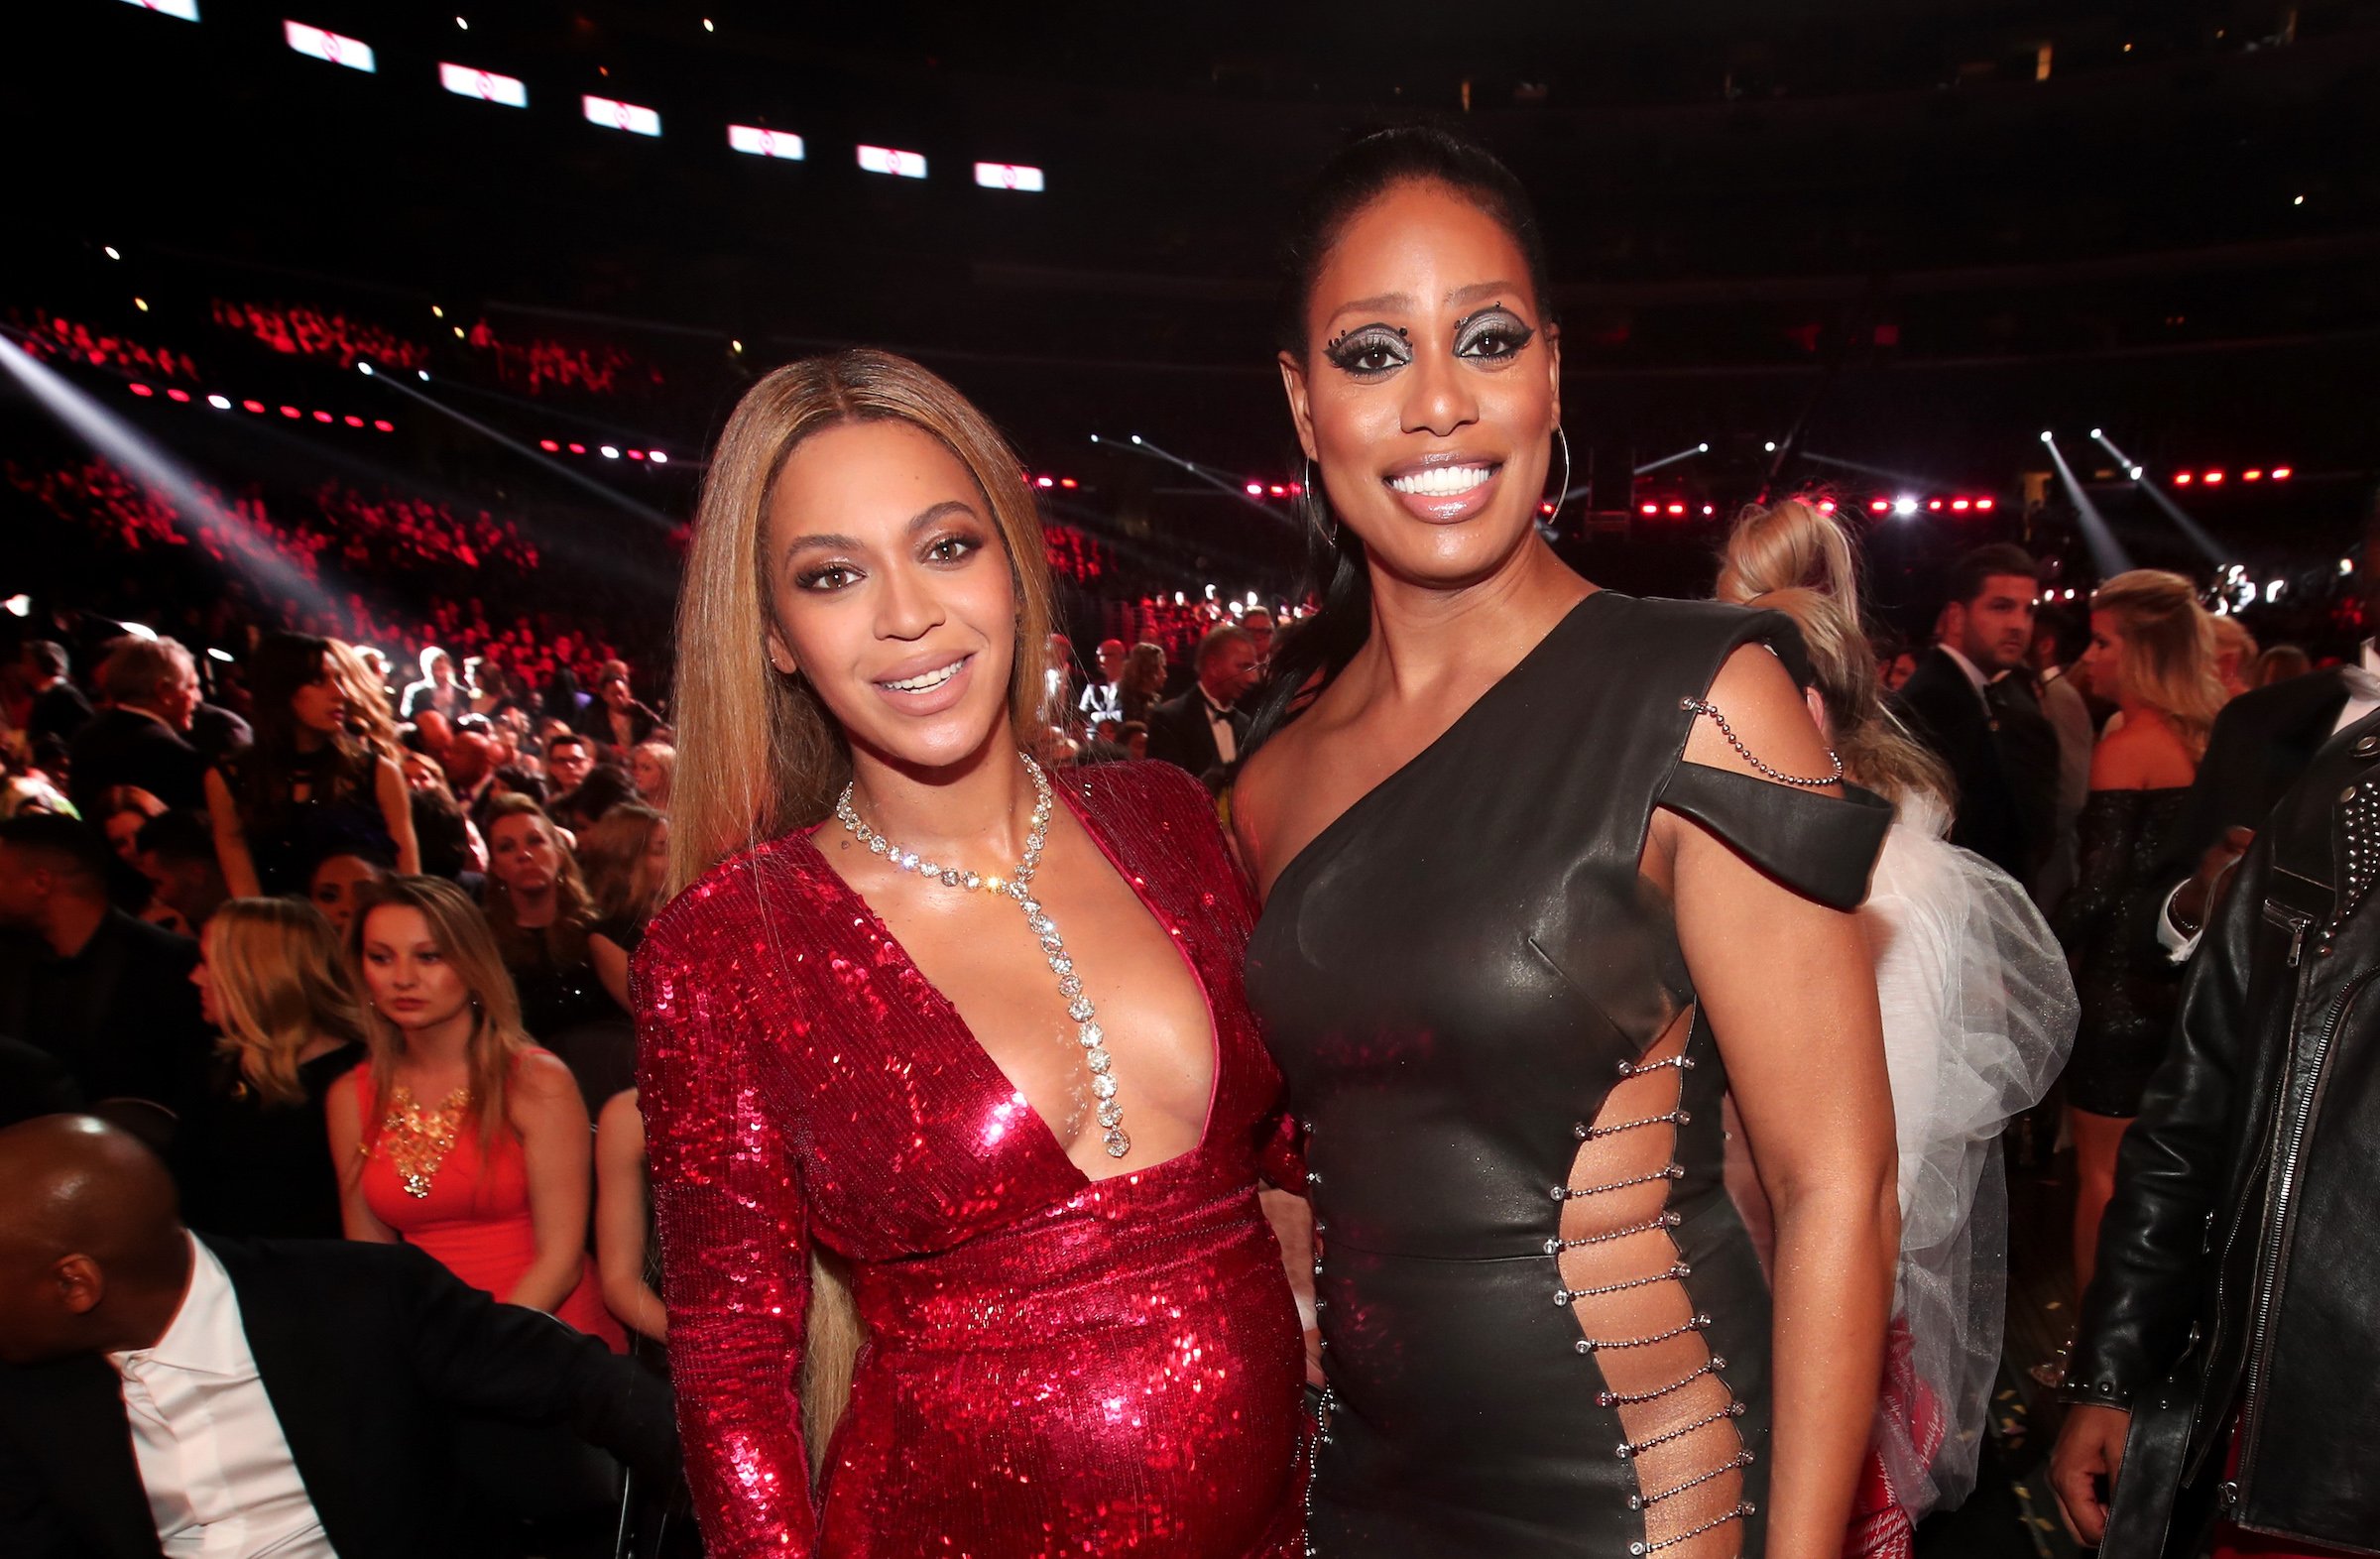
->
xmin=2065 ymin=708 xmax=2380 ymax=1558
xmin=1248 ymin=592 xmax=1890 ymax=1558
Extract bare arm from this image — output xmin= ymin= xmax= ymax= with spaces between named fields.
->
xmin=1665 ymin=647 xmax=1898 ymax=1559
xmin=594 ymin=1088 xmax=668 ymax=1342
xmin=376 ymin=756 xmax=421 ymax=875
xmin=203 ymin=767 xmax=263 ymax=900
xmin=325 ymin=1070 xmax=401 ymax=1243
xmin=589 ymin=933 xmax=634 ymax=1013
xmin=505 ymin=1050 xmax=594 ymax=1314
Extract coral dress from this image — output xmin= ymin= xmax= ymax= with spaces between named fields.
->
xmin=635 ymin=762 xmax=1307 ymax=1559
xmin=343 ymin=1055 xmax=625 ymax=1350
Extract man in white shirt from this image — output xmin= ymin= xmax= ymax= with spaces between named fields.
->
xmin=1077 ymin=639 xmax=1129 ymax=725
xmin=0 ymin=1116 xmax=675 ymax=1559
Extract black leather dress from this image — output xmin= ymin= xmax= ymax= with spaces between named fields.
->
xmin=2056 ymin=787 xmax=2192 ymax=1118
xmin=1248 ymin=593 xmax=1892 ymax=1558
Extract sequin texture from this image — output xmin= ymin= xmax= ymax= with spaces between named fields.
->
xmin=637 ymin=762 xmax=1308 ymax=1557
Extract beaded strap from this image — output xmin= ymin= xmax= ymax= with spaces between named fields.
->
xmin=1549 ymin=1162 xmax=1686 ymax=1203
xmin=1575 ymin=1108 xmax=1691 ymax=1141
xmin=1616 ymin=1400 xmax=1746 ymax=1460
xmin=1599 ymin=1357 xmax=1726 ymax=1409
xmin=1629 ymin=1500 xmax=1754 ymax=1555
xmin=1680 ymin=696 xmax=1844 ymax=787
xmin=1616 ymin=1052 xmax=1696 ymax=1078
xmin=1546 ymin=1210 xmax=1682 ymax=1253
xmin=1573 ymin=1312 xmax=1713 ymax=1355
xmin=1555 ymin=1262 xmax=1692 ymax=1305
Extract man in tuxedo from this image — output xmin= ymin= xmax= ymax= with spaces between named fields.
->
xmin=1078 ymin=639 xmax=1129 ymax=726
xmin=1893 ymin=543 xmax=2059 ymax=882
xmin=1145 ymin=625 xmax=1259 ymax=784
xmin=0 ymin=1115 xmax=677 ymax=1559
xmin=65 ymin=639 xmax=207 ymax=819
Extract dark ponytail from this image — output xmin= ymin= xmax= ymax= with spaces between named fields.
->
xmin=1245 ymin=125 xmax=1557 ymax=755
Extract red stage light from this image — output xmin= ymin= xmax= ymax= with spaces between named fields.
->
xmin=1975 ymin=498 xmax=1994 ymax=510
xmin=568 ymin=442 xmax=586 ymax=454
xmin=372 ymin=420 xmax=393 ymax=432
xmin=1952 ymin=499 xmax=1971 ymax=511
xmin=1666 ymin=503 xmax=1686 ymax=516
xmin=2202 ymin=470 xmax=2225 ymax=484
xmin=2272 ymin=466 xmax=2293 ymax=480
xmin=1927 ymin=499 xmax=1943 ymax=511
xmin=1818 ymin=500 xmax=1837 ymax=513
xmin=1060 ymin=478 xmax=1078 ymax=489
xmin=628 ymin=448 xmax=646 ymax=459
xmin=243 ymin=400 xmax=265 ymax=414
xmin=539 ymin=438 xmax=559 ymax=451
xmin=280 ymin=406 xmax=300 ymax=419
xmin=130 ymin=383 xmax=154 ymax=397
xmin=1869 ymin=499 xmax=1889 ymax=514
xmin=1286 ymin=482 xmax=1302 ymax=496
xmin=166 ymin=388 xmax=190 ymax=403
xmin=2174 ymin=472 xmax=2193 ymax=485
xmin=1036 ymin=475 xmax=1054 ymax=488
xmin=1268 ymin=485 xmax=1286 ymax=497
xmin=343 ymin=415 xmax=364 ymax=427
xmin=1641 ymin=503 xmax=1659 ymax=516
xmin=1540 ymin=502 xmax=1556 ymax=516
xmin=2244 ymin=470 xmax=2263 ymax=481
xmin=312 ymin=411 xmax=333 ymax=422
xmin=1245 ymin=483 xmax=1263 ymax=497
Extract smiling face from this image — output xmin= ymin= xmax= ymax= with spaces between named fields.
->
xmin=487 ymin=810 xmax=562 ymax=897
xmin=761 ymin=420 xmax=1019 ymax=774
xmin=358 ymin=903 xmax=471 ymax=1031
xmin=1280 ymin=180 xmax=1561 ymax=591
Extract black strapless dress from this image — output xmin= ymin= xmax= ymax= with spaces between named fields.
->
xmin=1248 ymin=593 xmax=1892 ymax=1558
xmin=2056 ymin=786 xmax=2192 ymax=1117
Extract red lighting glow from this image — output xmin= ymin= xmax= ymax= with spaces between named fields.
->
xmin=2202 ymin=470 xmax=2225 ymax=484
xmin=1287 ymin=482 xmax=1303 ymax=496
xmin=628 ymin=448 xmax=646 ymax=460
xmin=1952 ymin=499 xmax=1971 ymax=511
xmin=1869 ymin=499 xmax=1889 ymax=514
xmin=1268 ymin=485 xmax=1286 ymax=497
xmin=242 ymin=400 xmax=264 ymax=414
xmin=539 ymin=439 xmax=559 ymax=451
xmin=280 ymin=406 xmax=300 ymax=419
xmin=2243 ymin=470 xmax=2263 ymax=481
xmin=373 ymin=420 xmax=393 ymax=432
xmin=312 ymin=411 xmax=333 ymax=422
xmin=2272 ymin=466 xmax=2293 ymax=480
xmin=1666 ymin=503 xmax=1686 ymax=516
xmin=1927 ymin=499 xmax=1942 ymax=511
xmin=2174 ymin=472 xmax=2193 ymax=485
xmin=1641 ymin=503 xmax=1659 ymax=516
xmin=1976 ymin=498 xmax=1994 ymax=511
xmin=166 ymin=388 xmax=190 ymax=403
xmin=343 ymin=415 xmax=364 ymax=427
xmin=130 ymin=383 xmax=155 ymax=397
xmin=1060 ymin=478 xmax=1078 ymax=489
xmin=568 ymin=442 xmax=586 ymax=454
xmin=1818 ymin=500 xmax=1837 ymax=514
xmin=1540 ymin=502 xmax=1556 ymax=516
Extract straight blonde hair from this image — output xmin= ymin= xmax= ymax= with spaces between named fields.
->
xmin=1718 ymin=498 xmax=1955 ymax=814
xmin=668 ymin=348 xmax=1058 ymax=898
xmin=2090 ymin=569 xmax=2227 ymax=759
xmin=577 ymin=803 xmax=667 ymax=931
xmin=205 ymin=898 xmax=364 ymax=1108
xmin=349 ymin=875 xmax=532 ymax=1151
xmin=665 ymin=348 xmax=1061 ymax=1475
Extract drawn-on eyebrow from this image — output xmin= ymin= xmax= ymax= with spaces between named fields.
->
xmin=780 ymin=500 xmax=981 ymax=563
xmin=1323 ymin=280 xmax=1530 ymax=329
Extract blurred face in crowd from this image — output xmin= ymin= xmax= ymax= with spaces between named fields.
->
xmin=1946 ymin=574 xmax=2037 ymax=675
xmin=487 ymin=810 xmax=562 ymax=898
xmin=0 ymin=846 xmax=57 ymax=929
xmin=1882 ymin=651 xmax=1917 ymax=691
xmin=762 ymin=420 xmax=1019 ymax=775
xmin=102 ymin=809 xmax=150 ymax=864
xmin=291 ymin=652 xmax=346 ymax=738
xmin=1125 ymin=726 xmax=1148 ymax=761
xmin=1279 ymin=180 xmax=1561 ymax=596
xmin=441 ymin=730 xmax=494 ymax=788
xmin=2081 ymin=610 xmax=2131 ymax=704
xmin=154 ymin=658 xmax=201 ymax=732
xmin=1199 ymin=638 xmax=1262 ymax=706
xmin=359 ymin=904 xmax=470 ymax=1032
xmin=428 ymin=652 xmax=456 ymax=686
xmin=544 ymin=738 xmax=593 ymax=792
xmin=308 ymin=853 xmax=383 ymax=939
xmin=188 ymin=950 xmax=221 ymax=1028
xmin=630 ymin=747 xmax=670 ymax=802
xmin=600 ymin=676 xmax=632 ymax=710
xmin=400 ymin=752 xmax=445 ymax=793
xmin=1242 ymin=611 xmax=1274 ymax=660
xmin=1095 ymin=640 xmax=1127 ymax=683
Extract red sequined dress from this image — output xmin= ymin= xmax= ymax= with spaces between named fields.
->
xmin=635 ymin=762 xmax=1308 ymax=1559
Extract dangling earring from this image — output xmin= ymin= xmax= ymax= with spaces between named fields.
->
xmin=1546 ymin=426 xmax=1573 ymax=524
xmin=1302 ymin=457 xmax=1336 ymax=544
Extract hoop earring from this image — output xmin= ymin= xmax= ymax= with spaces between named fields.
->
xmin=1546 ymin=426 xmax=1573 ymax=524
xmin=1302 ymin=457 xmax=1337 ymax=544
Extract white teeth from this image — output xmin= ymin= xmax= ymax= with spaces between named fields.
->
xmin=882 ymin=659 xmax=965 ymax=692
xmin=1387 ymin=464 xmax=1494 ymax=498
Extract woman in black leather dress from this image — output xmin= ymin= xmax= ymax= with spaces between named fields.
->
xmin=2056 ymin=569 xmax=2223 ymax=1300
xmin=1233 ymin=129 xmax=1902 ymax=1559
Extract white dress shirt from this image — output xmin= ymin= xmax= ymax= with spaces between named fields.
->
xmin=108 ymin=1236 xmax=332 ymax=1559
xmin=1202 ymin=690 xmax=1239 ymax=766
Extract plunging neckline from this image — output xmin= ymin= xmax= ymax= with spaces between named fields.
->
xmin=794 ymin=774 xmax=1225 ymax=1189
xmin=1263 ymin=589 xmax=1612 ymax=903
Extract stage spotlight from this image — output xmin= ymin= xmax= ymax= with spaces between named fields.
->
xmin=1976 ymin=499 xmax=1994 ymax=511
xmin=2272 ymin=466 xmax=2292 ymax=480
xmin=600 ymin=445 xmax=620 ymax=458
xmin=975 ymin=162 xmax=1046 ymax=192
xmin=104 ymin=246 xmax=121 ymax=260
xmin=2244 ymin=470 xmax=2263 ymax=481
xmin=2174 ymin=472 xmax=2192 ymax=485
xmin=1817 ymin=500 xmax=1837 ymax=514
xmin=242 ymin=400 xmax=264 ymax=414
xmin=2 ymin=596 xmax=27 ymax=619
xmin=442 ymin=63 xmax=529 ymax=108
xmin=373 ymin=420 xmax=392 ymax=432
xmin=280 ymin=406 xmax=299 ymax=419
xmin=568 ymin=443 xmax=585 ymax=454
xmin=455 ymin=16 xmax=467 ymax=28
xmin=1665 ymin=503 xmax=1685 ymax=516
xmin=1697 ymin=442 xmax=1710 ymax=453
xmin=2343 ymin=558 xmax=2356 ymax=576
xmin=627 ymin=448 xmax=645 ymax=460
xmin=286 ymin=21 xmax=376 ymax=72
xmin=167 ymin=389 xmax=189 ymax=403
xmin=1268 ymin=485 xmax=1286 ymax=497
xmin=1893 ymin=496 xmax=1918 ymax=516
xmin=2267 ymin=580 xmax=2284 ymax=602
xmin=206 ymin=395 xmax=230 ymax=410
xmin=2090 ymin=428 xmax=2102 ymax=439
xmin=358 ymin=362 xmax=374 ymax=376
xmin=130 ymin=384 xmax=154 ymax=398
xmin=539 ymin=438 xmax=559 ymax=451
xmin=312 ymin=411 xmax=331 ymax=422
xmin=1869 ymin=499 xmax=1889 ymax=514
xmin=1951 ymin=499 xmax=1970 ymax=511
xmin=1036 ymin=476 xmax=1054 ymax=489
xmin=2129 ymin=465 xmax=2144 ymax=480
xmin=1928 ymin=499 xmax=1943 ymax=511
xmin=1245 ymin=482 xmax=1263 ymax=497
xmin=730 ymin=340 xmax=742 ymax=354
xmin=730 ymin=126 xmax=804 ymax=160
xmin=134 ymin=299 xmax=149 ymax=312
xmin=1641 ymin=503 xmax=1658 ymax=517
xmin=1129 ymin=435 xmax=1142 ymax=445
xmin=584 ymin=94 xmax=661 ymax=137
xmin=2203 ymin=471 xmax=2224 ymax=484
xmin=649 ymin=451 xmax=667 ymax=465
xmin=2040 ymin=430 xmax=2053 ymax=442
xmin=703 ymin=17 xmax=714 ymax=30
xmin=1763 ymin=441 xmax=1777 ymax=453
xmin=118 ymin=623 xmax=158 ymax=642
xmin=206 ymin=647 xmax=234 ymax=663
xmin=120 ymin=0 xmax=198 ymax=18
xmin=859 ymin=145 xmax=928 ymax=179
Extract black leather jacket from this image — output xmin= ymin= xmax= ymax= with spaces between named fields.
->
xmin=2065 ymin=710 xmax=2380 ymax=1557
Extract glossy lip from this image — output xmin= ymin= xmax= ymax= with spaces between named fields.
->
xmin=872 ymin=651 xmax=977 ymax=717
xmin=1380 ymin=449 xmax=1506 ymax=525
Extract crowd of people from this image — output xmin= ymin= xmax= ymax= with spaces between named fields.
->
xmin=3 ymin=123 xmax=2377 ymax=1559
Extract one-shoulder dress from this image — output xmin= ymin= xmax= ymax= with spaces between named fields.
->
xmin=1248 ymin=593 xmax=1892 ymax=1558
xmin=636 ymin=761 xmax=1307 ymax=1559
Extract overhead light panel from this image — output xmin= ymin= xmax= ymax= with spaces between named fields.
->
xmin=285 ymin=20 xmax=375 ymax=72
xmin=858 ymin=144 xmax=927 ymax=179
xmin=584 ymin=93 xmax=661 ymax=137
xmin=728 ymin=125 xmax=805 ymax=161
xmin=974 ymin=161 xmax=1045 ymax=191
xmin=441 ymin=62 xmax=528 ymax=107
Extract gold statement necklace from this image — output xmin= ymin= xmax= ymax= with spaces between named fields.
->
xmin=377 ymin=1082 xmax=472 ymax=1197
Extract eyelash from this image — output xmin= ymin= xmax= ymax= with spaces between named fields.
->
xmin=795 ymin=533 xmax=982 ymax=592
xmin=1323 ymin=310 xmax=1536 ymax=379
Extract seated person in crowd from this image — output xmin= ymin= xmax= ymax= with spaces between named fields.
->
xmin=576 ymin=804 xmax=666 ymax=1012
xmin=0 ymin=814 xmax=207 ymax=1118
xmin=66 ymin=637 xmax=207 ymax=818
xmin=548 ymin=764 xmax=637 ymax=838
xmin=20 ymin=641 xmax=93 ymax=748
xmin=0 ymin=1115 xmax=676 ymax=1559
xmin=132 ymin=810 xmax=229 ymax=938
xmin=480 ymin=795 xmax=619 ymax=1042
xmin=540 ymin=732 xmax=595 ymax=797
xmin=626 ymin=741 xmax=673 ymax=813
xmin=325 ymin=876 xmax=624 ymax=1349
xmin=306 ymin=848 xmax=390 ymax=940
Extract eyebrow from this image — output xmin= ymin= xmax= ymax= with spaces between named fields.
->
xmin=1325 ymin=280 xmax=1527 ymax=327
xmin=780 ymin=500 xmax=981 ymax=561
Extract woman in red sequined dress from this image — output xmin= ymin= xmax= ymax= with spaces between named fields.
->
xmin=634 ymin=350 xmax=1308 ymax=1558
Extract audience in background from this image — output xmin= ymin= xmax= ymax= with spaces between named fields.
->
xmin=307 ymin=848 xmax=391 ymax=939
xmin=2029 ymin=604 xmax=2097 ymax=913
xmin=401 ymin=647 xmax=469 ymax=723
xmin=93 ymin=784 xmax=165 ymax=866
xmin=593 ymin=1089 xmax=666 ymax=1347
xmin=549 ymin=763 xmax=638 ymax=837
xmin=1120 ymin=640 xmax=1168 ymax=726
xmin=21 ymin=642 xmax=92 ymax=748
xmin=578 ymin=803 xmax=667 ymax=1011
xmin=326 ymin=876 xmax=624 ymax=1348
xmin=66 ymin=636 xmax=206 ymax=816
xmin=627 ymin=740 xmax=675 ymax=812
xmin=2207 ymin=612 xmax=2259 ymax=699
xmin=480 ymin=794 xmax=617 ymax=1043
xmin=575 ymin=670 xmax=661 ymax=757
xmin=1078 ymin=638 xmax=1130 ymax=724
xmin=542 ymin=732 xmax=595 ymax=794
xmin=1144 ymin=624 xmax=1258 ymax=783
xmin=172 ymin=899 xmax=367 ymax=1239
xmin=2253 ymin=642 xmax=2312 ymax=686
xmin=133 ymin=808 xmax=230 ymax=935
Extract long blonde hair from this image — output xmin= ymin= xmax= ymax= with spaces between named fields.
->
xmin=204 ymin=899 xmax=364 ymax=1108
xmin=1717 ymin=498 xmax=1954 ymax=814
xmin=350 ymin=875 xmax=531 ymax=1149
xmin=666 ymin=348 xmax=1062 ymax=1473
xmin=668 ymin=348 xmax=1059 ymax=899
xmin=2090 ymin=569 xmax=2227 ymax=759
xmin=577 ymin=803 xmax=667 ymax=931
xmin=327 ymin=639 xmax=403 ymax=762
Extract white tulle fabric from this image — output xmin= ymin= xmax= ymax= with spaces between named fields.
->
xmin=1858 ymin=791 xmax=2077 ymax=1520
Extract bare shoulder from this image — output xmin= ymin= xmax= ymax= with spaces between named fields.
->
xmin=512 ymin=1048 xmax=583 ymax=1109
xmin=2090 ymin=716 xmax=2195 ymax=789
xmin=1233 ymin=716 xmax=1320 ymax=882
xmin=1681 ymin=642 xmax=1840 ymax=788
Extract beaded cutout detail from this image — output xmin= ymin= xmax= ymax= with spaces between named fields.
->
xmin=376 ymin=1083 xmax=470 ymax=1199
xmin=1679 ymin=696 xmax=1844 ymax=788
xmin=1555 ymin=1027 xmax=1750 ymax=1556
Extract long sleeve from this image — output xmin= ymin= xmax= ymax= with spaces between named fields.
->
xmin=635 ymin=918 xmax=816 ymax=1557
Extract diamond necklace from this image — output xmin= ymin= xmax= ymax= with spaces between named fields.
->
xmin=832 ymin=754 xmax=1131 ymax=1158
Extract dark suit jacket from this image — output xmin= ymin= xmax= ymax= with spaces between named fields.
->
xmin=2150 ymin=664 xmax=2357 ymax=897
xmin=1893 ymin=646 xmax=2030 ymax=880
xmin=0 ymin=1237 xmax=677 ymax=1559
xmin=27 ymin=684 xmax=92 ymax=748
xmin=65 ymin=709 xmax=206 ymax=817
xmin=572 ymin=701 xmax=661 ymax=757
xmin=0 ymin=910 xmax=205 ymax=1112
xmin=1143 ymin=687 xmax=1249 ymax=781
